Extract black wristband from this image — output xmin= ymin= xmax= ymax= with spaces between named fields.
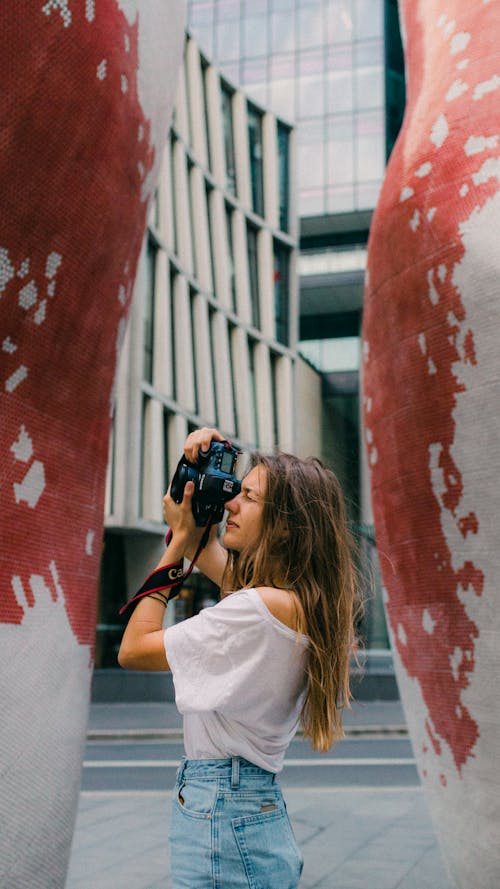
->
xmin=118 ymin=560 xmax=184 ymax=616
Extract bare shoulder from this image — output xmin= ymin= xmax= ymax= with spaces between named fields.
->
xmin=254 ymin=586 xmax=304 ymax=632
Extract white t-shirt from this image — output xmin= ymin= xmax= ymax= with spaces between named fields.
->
xmin=164 ymin=587 xmax=308 ymax=773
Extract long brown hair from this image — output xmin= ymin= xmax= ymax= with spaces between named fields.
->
xmin=223 ymin=452 xmax=362 ymax=752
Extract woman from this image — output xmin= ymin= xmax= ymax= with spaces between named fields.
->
xmin=118 ymin=427 xmax=361 ymax=888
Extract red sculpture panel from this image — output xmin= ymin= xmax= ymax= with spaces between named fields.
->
xmin=0 ymin=3 xmax=185 ymax=886
xmin=364 ymin=2 xmax=500 ymax=886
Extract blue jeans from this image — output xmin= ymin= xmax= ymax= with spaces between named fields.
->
xmin=169 ymin=756 xmax=303 ymax=888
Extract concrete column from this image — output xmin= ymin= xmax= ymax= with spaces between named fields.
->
xmin=192 ymin=294 xmax=216 ymax=422
xmin=257 ymin=228 xmax=274 ymax=339
xmin=263 ymin=113 xmax=278 ymax=230
xmin=233 ymin=91 xmax=251 ymax=209
xmin=209 ymin=189 xmax=231 ymax=309
xmin=113 ymin=242 xmax=146 ymax=524
xmin=172 ymin=275 xmax=196 ymax=413
xmin=275 ymin=353 xmax=294 ymax=452
xmin=153 ymin=250 xmax=174 ymax=398
xmin=158 ymin=141 xmax=174 ymax=251
xmin=232 ymin=209 xmax=251 ymax=324
xmin=204 ymin=67 xmax=225 ymax=187
xmin=211 ymin=312 xmax=235 ymax=434
xmin=186 ymin=39 xmax=208 ymax=168
xmin=294 ymin=357 xmax=322 ymax=460
xmin=231 ymin=326 xmax=253 ymax=446
xmin=173 ymin=57 xmax=190 ymax=145
xmin=168 ymin=412 xmax=188 ymax=481
xmin=173 ymin=140 xmax=194 ymax=275
xmin=190 ymin=166 xmax=213 ymax=292
xmin=254 ymin=341 xmax=274 ymax=450
xmin=141 ymin=396 xmax=164 ymax=523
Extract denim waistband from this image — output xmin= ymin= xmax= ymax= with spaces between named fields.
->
xmin=177 ymin=756 xmax=277 ymax=789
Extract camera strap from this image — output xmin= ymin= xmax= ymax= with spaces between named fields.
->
xmin=119 ymin=518 xmax=215 ymax=616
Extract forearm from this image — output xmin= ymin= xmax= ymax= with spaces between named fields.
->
xmin=118 ymin=534 xmax=187 ymax=671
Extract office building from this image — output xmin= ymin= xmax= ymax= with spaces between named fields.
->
xmin=95 ymin=34 xmax=304 ymax=670
xmin=187 ymin=0 xmax=406 ymax=656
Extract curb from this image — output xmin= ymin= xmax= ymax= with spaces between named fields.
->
xmin=87 ymin=725 xmax=408 ymax=742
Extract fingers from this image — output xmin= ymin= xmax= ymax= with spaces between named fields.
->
xmin=184 ymin=427 xmax=224 ymax=462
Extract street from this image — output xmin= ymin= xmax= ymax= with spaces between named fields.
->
xmin=67 ymin=707 xmax=456 ymax=889
xmin=82 ymin=734 xmax=419 ymax=793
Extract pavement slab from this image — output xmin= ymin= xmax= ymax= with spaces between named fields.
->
xmin=66 ymin=787 xmax=455 ymax=889
xmin=65 ymin=700 xmax=457 ymax=888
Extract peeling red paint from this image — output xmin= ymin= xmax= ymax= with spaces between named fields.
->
xmin=457 ymin=513 xmax=479 ymax=538
xmin=0 ymin=3 xmax=156 ymax=648
xmin=363 ymin=0 xmax=500 ymax=773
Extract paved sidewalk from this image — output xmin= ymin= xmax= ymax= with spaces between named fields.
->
xmin=86 ymin=699 xmax=408 ymax=738
xmin=66 ymin=701 xmax=456 ymax=889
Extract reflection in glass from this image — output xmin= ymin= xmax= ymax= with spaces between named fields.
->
xmin=143 ymin=238 xmax=156 ymax=384
xmin=299 ymin=336 xmax=360 ymax=373
xmin=356 ymin=179 xmax=381 ymax=210
xmin=326 ymin=114 xmax=354 ymax=185
xmin=326 ymin=68 xmax=353 ymax=114
xmin=216 ymin=0 xmax=242 ymax=19
xmin=354 ymin=0 xmax=382 ymax=40
xmin=248 ymin=338 xmax=260 ymax=444
xmin=169 ymin=265 xmax=177 ymax=399
xmin=188 ymin=0 xmax=216 ymax=26
xmin=273 ymin=241 xmax=289 ymax=346
xmin=242 ymin=57 xmax=268 ymax=86
xmin=299 ymin=74 xmax=325 ymax=118
xmin=201 ymin=61 xmax=212 ymax=170
xmin=163 ymin=408 xmax=172 ymax=496
xmin=271 ymin=11 xmax=296 ymax=53
xmin=246 ymin=223 xmax=260 ymax=329
xmin=298 ymin=5 xmax=324 ymax=50
xmin=326 ymin=183 xmax=355 ymax=213
xmin=355 ymin=110 xmax=385 ymax=182
xmin=221 ymin=82 xmax=237 ymax=194
xmin=216 ymin=20 xmax=241 ymax=61
xmin=248 ymin=105 xmax=265 ymax=217
xmin=277 ymin=123 xmax=290 ymax=231
xmin=205 ymin=184 xmax=217 ymax=294
xmin=270 ymin=80 xmax=296 ymax=121
xmin=193 ymin=25 xmax=214 ymax=62
xmin=225 ymin=202 xmax=237 ymax=312
xmin=270 ymin=352 xmax=279 ymax=445
xmin=327 ymin=0 xmax=354 ymax=43
xmin=355 ymin=37 xmax=383 ymax=67
xmin=355 ymin=65 xmax=383 ymax=110
xmin=244 ymin=15 xmax=269 ymax=57
xmin=297 ymin=118 xmax=325 ymax=190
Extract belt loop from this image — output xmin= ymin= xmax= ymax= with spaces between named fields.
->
xmin=231 ymin=756 xmax=240 ymax=790
xmin=177 ymin=757 xmax=187 ymax=785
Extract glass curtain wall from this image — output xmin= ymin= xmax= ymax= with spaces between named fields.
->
xmin=188 ymin=0 xmax=387 ymax=217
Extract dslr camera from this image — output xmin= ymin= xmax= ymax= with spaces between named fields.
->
xmin=170 ymin=440 xmax=241 ymax=526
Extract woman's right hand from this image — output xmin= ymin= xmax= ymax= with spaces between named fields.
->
xmin=183 ymin=426 xmax=225 ymax=463
xmin=162 ymin=481 xmax=203 ymax=552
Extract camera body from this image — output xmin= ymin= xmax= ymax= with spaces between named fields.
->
xmin=170 ymin=440 xmax=241 ymax=526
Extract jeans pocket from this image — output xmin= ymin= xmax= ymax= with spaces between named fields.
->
xmin=232 ymin=806 xmax=303 ymax=889
xmin=174 ymin=777 xmax=217 ymax=819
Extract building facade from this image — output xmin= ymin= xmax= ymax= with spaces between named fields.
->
xmin=95 ymin=35 xmax=303 ymax=670
xmin=187 ymin=0 xmax=406 ymax=657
